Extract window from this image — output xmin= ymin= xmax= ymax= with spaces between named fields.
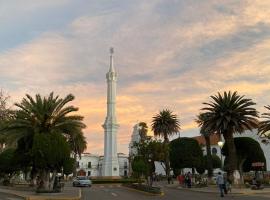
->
xmin=88 ymin=171 xmax=91 ymax=176
xmin=124 ymin=161 xmax=128 ymax=169
xmin=76 ymin=162 xmax=80 ymax=168
xmin=88 ymin=162 xmax=92 ymax=168
xmin=212 ymin=147 xmax=217 ymax=155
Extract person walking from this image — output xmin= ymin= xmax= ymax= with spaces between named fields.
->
xmin=216 ymin=172 xmax=225 ymax=197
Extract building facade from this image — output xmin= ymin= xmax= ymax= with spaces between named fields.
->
xmin=76 ymin=153 xmax=129 ymax=177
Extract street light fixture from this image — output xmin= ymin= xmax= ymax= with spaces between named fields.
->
xmin=218 ymin=141 xmax=224 ymax=169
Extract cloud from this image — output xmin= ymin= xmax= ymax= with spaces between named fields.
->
xmin=0 ymin=0 xmax=270 ymax=154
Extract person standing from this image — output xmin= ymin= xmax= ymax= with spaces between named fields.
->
xmin=187 ymin=172 xmax=192 ymax=188
xmin=216 ymin=172 xmax=225 ymax=197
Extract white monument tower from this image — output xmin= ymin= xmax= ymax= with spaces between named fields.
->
xmin=102 ymin=48 xmax=120 ymax=177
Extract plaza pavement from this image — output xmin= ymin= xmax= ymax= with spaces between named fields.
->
xmin=1 ymin=181 xmax=270 ymax=200
xmin=162 ymin=181 xmax=270 ymax=195
xmin=0 ymin=183 xmax=81 ymax=200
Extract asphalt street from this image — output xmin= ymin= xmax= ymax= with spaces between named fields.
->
xmin=0 ymin=192 xmax=23 ymax=200
xmin=82 ymin=184 xmax=270 ymax=200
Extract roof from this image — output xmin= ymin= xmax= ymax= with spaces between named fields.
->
xmin=193 ymin=134 xmax=220 ymax=146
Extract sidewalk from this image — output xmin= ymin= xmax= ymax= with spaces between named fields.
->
xmin=0 ymin=183 xmax=81 ymax=200
xmin=165 ymin=182 xmax=270 ymax=195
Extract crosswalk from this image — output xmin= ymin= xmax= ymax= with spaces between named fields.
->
xmin=97 ymin=185 xmax=122 ymax=189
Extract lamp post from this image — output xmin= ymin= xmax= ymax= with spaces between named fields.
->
xmin=218 ymin=141 xmax=224 ymax=170
xmin=148 ymin=153 xmax=153 ymax=186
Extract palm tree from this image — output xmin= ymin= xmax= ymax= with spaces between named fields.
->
xmin=196 ymin=113 xmax=213 ymax=179
xmin=3 ymin=92 xmax=86 ymax=189
xmin=151 ymin=109 xmax=180 ymax=181
xmin=68 ymin=130 xmax=87 ymax=176
xmin=201 ymin=91 xmax=258 ymax=183
xmin=138 ymin=122 xmax=148 ymax=142
xmin=259 ymin=105 xmax=270 ymax=137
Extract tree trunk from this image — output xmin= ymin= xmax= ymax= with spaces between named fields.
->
xmin=239 ymin=158 xmax=246 ymax=185
xmin=163 ymin=140 xmax=170 ymax=183
xmin=73 ymin=154 xmax=77 ymax=177
xmin=51 ymin=170 xmax=57 ymax=190
xmin=223 ymin=132 xmax=239 ymax=184
xmin=30 ymin=168 xmax=38 ymax=187
xmin=39 ymin=170 xmax=50 ymax=191
xmin=204 ymin=135 xmax=213 ymax=179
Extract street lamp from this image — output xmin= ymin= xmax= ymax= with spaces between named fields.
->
xmin=218 ymin=141 xmax=224 ymax=169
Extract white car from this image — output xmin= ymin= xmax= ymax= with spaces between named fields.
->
xmin=73 ymin=176 xmax=92 ymax=187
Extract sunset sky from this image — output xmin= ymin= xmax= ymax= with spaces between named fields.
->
xmin=0 ymin=0 xmax=270 ymax=154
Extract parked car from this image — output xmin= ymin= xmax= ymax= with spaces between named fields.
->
xmin=73 ymin=176 xmax=92 ymax=187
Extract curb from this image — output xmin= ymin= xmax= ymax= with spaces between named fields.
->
xmin=0 ymin=188 xmax=81 ymax=200
xmin=26 ymin=189 xmax=81 ymax=200
xmin=166 ymin=186 xmax=270 ymax=195
xmin=165 ymin=186 xmax=243 ymax=194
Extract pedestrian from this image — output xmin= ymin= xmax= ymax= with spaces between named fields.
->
xmin=216 ymin=172 xmax=225 ymax=197
xmin=223 ymin=174 xmax=228 ymax=195
xmin=167 ymin=175 xmax=171 ymax=184
xmin=187 ymin=172 xmax=192 ymax=188
xmin=178 ymin=174 xmax=185 ymax=187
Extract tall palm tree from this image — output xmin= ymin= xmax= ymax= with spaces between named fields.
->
xmin=259 ymin=105 xmax=270 ymax=137
xmin=68 ymin=130 xmax=87 ymax=176
xmin=3 ymin=92 xmax=86 ymax=189
xmin=138 ymin=122 xmax=148 ymax=142
xmin=196 ymin=113 xmax=213 ymax=179
xmin=151 ymin=109 xmax=180 ymax=180
xmin=201 ymin=91 xmax=258 ymax=183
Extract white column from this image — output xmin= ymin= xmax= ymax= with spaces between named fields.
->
xmin=102 ymin=48 xmax=120 ymax=177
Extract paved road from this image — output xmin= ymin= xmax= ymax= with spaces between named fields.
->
xmin=0 ymin=192 xmax=23 ymax=200
xmin=82 ymin=184 xmax=270 ymax=200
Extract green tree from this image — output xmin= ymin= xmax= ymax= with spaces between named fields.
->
xmin=67 ymin=130 xmax=87 ymax=177
xmin=259 ymin=105 xmax=270 ymax=137
xmin=0 ymin=90 xmax=14 ymax=150
xmin=134 ymin=137 xmax=165 ymax=178
xmin=132 ymin=156 xmax=148 ymax=179
xmin=170 ymin=137 xmax=203 ymax=175
xmin=201 ymin=91 xmax=258 ymax=183
xmin=202 ymin=154 xmax=221 ymax=170
xmin=63 ymin=157 xmax=75 ymax=177
xmin=211 ymin=154 xmax=222 ymax=169
xmin=0 ymin=148 xmax=20 ymax=185
xmin=196 ymin=113 xmax=213 ymax=179
xmin=151 ymin=109 xmax=180 ymax=179
xmin=138 ymin=122 xmax=148 ymax=142
xmin=222 ymin=137 xmax=266 ymax=183
xmin=3 ymin=93 xmax=86 ymax=190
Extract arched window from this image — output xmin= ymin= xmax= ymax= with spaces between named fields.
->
xmin=212 ymin=147 xmax=217 ymax=155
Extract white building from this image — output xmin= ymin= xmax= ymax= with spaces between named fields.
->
xmin=76 ymin=153 xmax=129 ymax=178
xmin=129 ymin=124 xmax=141 ymax=157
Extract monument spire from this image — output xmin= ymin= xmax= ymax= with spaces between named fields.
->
xmin=102 ymin=48 xmax=120 ymax=177
xmin=109 ymin=47 xmax=115 ymax=72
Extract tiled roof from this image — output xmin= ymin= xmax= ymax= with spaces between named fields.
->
xmin=193 ymin=134 xmax=220 ymax=146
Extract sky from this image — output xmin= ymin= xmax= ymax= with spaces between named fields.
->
xmin=0 ymin=0 xmax=270 ymax=155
